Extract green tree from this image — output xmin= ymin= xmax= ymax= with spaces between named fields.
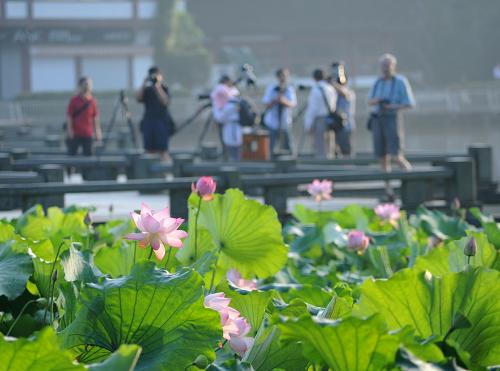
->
xmin=155 ymin=0 xmax=212 ymax=88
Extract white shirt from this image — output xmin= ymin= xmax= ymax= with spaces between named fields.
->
xmin=218 ymin=99 xmax=242 ymax=146
xmin=304 ymin=81 xmax=337 ymax=131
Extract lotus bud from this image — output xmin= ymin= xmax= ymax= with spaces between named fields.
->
xmin=84 ymin=212 xmax=93 ymax=226
xmin=464 ymin=238 xmax=477 ymax=257
xmin=424 ymin=271 xmax=433 ymax=281
xmin=347 ymin=230 xmax=370 ymax=254
xmin=192 ymin=176 xmax=217 ymax=201
xmin=452 ymin=197 xmax=461 ymax=210
xmin=193 ymin=355 xmax=208 ymax=369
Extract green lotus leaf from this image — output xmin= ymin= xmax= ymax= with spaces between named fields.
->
xmin=279 ymin=314 xmax=399 ymax=371
xmin=206 ymin=359 xmax=255 ymax=371
xmin=244 ymin=323 xmax=307 ymax=371
xmin=411 ymin=207 xmax=468 ymax=240
xmin=94 ymin=241 xmax=151 ymax=278
xmin=355 ymin=267 xmax=500 ymax=368
xmin=186 ymin=189 xmax=288 ymax=279
xmin=225 ymin=289 xmax=272 ymax=337
xmin=60 ymin=261 xmax=221 ymax=371
xmin=470 ymin=207 xmax=500 ymax=248
xmin=413 ymin=232 xmax=498 ymax=275
xmin=0 ymin=242 xmax=33 ymax=300
xmin=88 ymin=344 xmax=142 ymax=371
xmin=0 ymin=327 xmax=85 ymax=371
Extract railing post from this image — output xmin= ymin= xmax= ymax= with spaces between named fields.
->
xmin=400 ymin=178 xmax=430 ymax=211
xmin=275 ymin=155 xmax=297 ymax=173
xmin=0 ymin=153 xmax=12 ymax=170
xmin=468 ymin=144 xmax=495 ymax=201
xmin=264 ymin=185 xmax=288 ymax=222
xmin=37 ymin=164 xmax=65 ymax=209
xmin=444 ymin=157 xmax=477 ymax=208
xmin=219 ymin=166 xmax=241 ymax=192
xmin=11 ymin=148 xmax=29 ymax=161
xmin=172 ymin=154 xmax=194 ymax=178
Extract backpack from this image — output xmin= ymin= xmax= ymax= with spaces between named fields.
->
xmin=238 ymin=98 xmax=258 ymax=127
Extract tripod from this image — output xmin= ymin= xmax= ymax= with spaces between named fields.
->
xmin=174 ymin=101 xmax=224 ymax=148
xmin=100 ymin=90 xmax=138 ymax=153
xmin=294 ymin=102 xmax=309 ymax=155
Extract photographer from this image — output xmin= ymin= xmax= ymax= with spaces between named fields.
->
xmin=66 ymin=77 xmax=102 ymax=156
xmin=329 ymin=62 xmax=356 ymax=157
xmin=368 ymin=54 xmax=415 ymax=194
xmin=262 ymin=68 xmax=297 ymax=157
xmin=304 ymin=69 xmax=337 ymax=159
xmin=136 ymin=66 xmax=174 ymax=162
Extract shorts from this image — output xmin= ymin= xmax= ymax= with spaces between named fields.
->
xmin=67 ymin=136 xmax=93 ymax=156
xmin=142 ymin=118 xmax=170 ymax=151
xmin=372 ymin=112 xmax=402 ymax=157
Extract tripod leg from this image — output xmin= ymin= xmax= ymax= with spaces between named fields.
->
xmin=197 ymin=112 xmax=213 ymax=148
xmin=100 ymin=98 xmax=121 ymax=154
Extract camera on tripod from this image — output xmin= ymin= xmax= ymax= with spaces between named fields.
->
xmin=239 ymin=64 xmax=257 ymax=87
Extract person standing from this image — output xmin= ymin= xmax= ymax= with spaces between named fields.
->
xmin=368 ymin=53 xmax=415 ymax=199
xmin=137 ymin=66 xmax=174 ymax=162
xmin=262 ymin=68 xmax=297 ymax=157
xmin=66 ymin=77 xmax=101 ymax=156
xmin=330 ymin=62 xmax=356 ymax=157
xmin=368 ymin=54 xmax=415 ymax=168
xmin=304 ymin=69 xmax=337 ymax=159
xmin=217 ymin=92 xmax=243 ymax=161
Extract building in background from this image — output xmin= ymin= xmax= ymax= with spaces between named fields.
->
xmin=0 ymin=0 xmax=156 ymax=99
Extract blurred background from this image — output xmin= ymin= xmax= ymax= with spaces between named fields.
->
xmin=1 ymin=0 xmax=499 ymax=180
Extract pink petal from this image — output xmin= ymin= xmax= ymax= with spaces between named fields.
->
xmin=165 ymin=237 xmax=184 ymax=249
xmin=160 ymin=218 xmax=178 ymax=234
xmin=131 ymin=212 xmax=145 ymax=231
xmin=151 ymin=236 xmax=162 ymax=251
xmin=229 ymin=336 xmax=254 ymax=356
xmin=153 ymin=207 xmax=170 ymax=221
xmin=154 ymin=244 xmax=165 ymax=260
xmin=125 ymin=232 xmax=146 ymax=241
xmin=142 ymin=214 xmax=161 ymax=233
xmin=140 ymin=203 xmax=152 ymax=216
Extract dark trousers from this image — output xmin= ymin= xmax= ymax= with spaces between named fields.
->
xmin=67 ymin=137 xmax=93 ymax=156
xmin=269 ymin=128 xmax=293 ymax=157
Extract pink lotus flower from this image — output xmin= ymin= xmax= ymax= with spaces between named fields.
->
xmin=227 ymin=269 xmax=257 ymax=291
xmin=347 ymin=230 xmax=370 ymax=254
xmin=204 ymin=292 xmax=254 ymax=356
xmin=228 ymin=317 xmax=254 ymax=356
xmin=125 ymin=203 xmax=188 ymax=260
xmin=374 ymin=203 xmax=400 ymax=221
xmin=307 ymin=179 xmax=333 ymax=202
xmin=204 ymin=292 xmax=231 ymax=312
xmin=192 ymin=176 xmax=217 ymax=201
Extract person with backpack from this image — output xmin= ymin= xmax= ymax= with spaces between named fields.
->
xmin=66 ymin=77 xmax=102 ymax=156
xmin=136 ymin=66 xmax=175 ymax=162
xmin=211 ymin=77 xmax=241 ymax=160
xmin=262 ymin=68 xmax=297 ymax=157
xmin=330 ymin=62 xmax=356 ymax=157
xmin=304 ymin=69 xmax=337 ymax=159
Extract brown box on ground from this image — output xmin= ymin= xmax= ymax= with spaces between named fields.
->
xmin=242 ymin=132 xmax=270 ymax=161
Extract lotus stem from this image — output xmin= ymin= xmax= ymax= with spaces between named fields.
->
xmin=43 ymin=240 xmax=65 ymax=324
xmin=208 ymin=249 xmax=221 ymax=293
xmin=165 ymin=247 xmax=173 ymax=270
xmin=7 ymin=299 xmax=36 ymax=336
xmin=193 ymin=196 xmax=202 ymax=261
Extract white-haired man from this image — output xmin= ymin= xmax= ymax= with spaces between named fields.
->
xmin=368 ymin=53 xmax=415 ymax=198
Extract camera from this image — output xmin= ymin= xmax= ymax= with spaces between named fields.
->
xmin=298 ymin=84 xmax=311 ymax=91
xmin=240 ymin=64 xmax=257 ymax=86
xmin=147 ymin=75 xmax=158 ymax=85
